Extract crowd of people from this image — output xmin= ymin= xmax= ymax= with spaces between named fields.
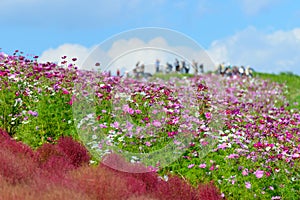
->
xmin=129 ymin=59 xmax=205 ymax=78
xmin=111 ymin=59 xmax=255 ymax=79
xmin=164 ymin=59 xmax=205 ymax=74
xmin=216 ymin=63 xmax=255 ymax=78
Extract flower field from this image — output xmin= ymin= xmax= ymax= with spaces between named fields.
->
xmin=0 ymin=51 xmax=299 ymax=199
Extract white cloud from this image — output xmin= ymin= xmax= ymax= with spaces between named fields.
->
xmin=39 ymin=36 xmax=216 ymax=75
xmin=207 ymin=26 xmax=300 ymax=74
xmin=240 ymin=0 xmax=279 ymax=15
xmin=39 ymin=26 xmax=300 ymax=75
xmin=39 ymin=44 xmax=93 ymax=67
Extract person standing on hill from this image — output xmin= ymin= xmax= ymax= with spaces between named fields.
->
xmin=192 ymin=60 xmax=198 ymax=75
xmin=199 ymin=64 xmax=204 ymax=73
xmin=155 ymin=59 xmax=160 ymax=73
xmin=239 ymin=66 xmax=245 ymax=77
xmin=246 ymin=66 xmax=254 ymax=77
xmin=175 ymin=59 xmax=180 ymax=72
xmin=185 ymin=63 xmax=190 ymax=74
xmin=166 ymin=62 xmax=173 ymax=73
xmin=181 ymin=60 xmax=188 ymax=73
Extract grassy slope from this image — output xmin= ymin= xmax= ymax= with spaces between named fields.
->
xmin=154 ymin=71 xmax=300 ymax=110
xmin=152 ymin=72 xmax=194 ymax=80
xmin=254 ymin=72 xmax=300 ymax=110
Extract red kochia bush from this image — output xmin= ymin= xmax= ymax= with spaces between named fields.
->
xmin=0 ymin=128 xmax=222 ymax=200
xmin=36 ymin=142 xmax=75 ymax=177
xmin=0 ymin=129 xmax=36 ymax=159
xmin=98 ymin=153 xmax=222 ymax=200
xmin=69 ymin=165 xmax=138 ymax=199
xmin=154 ymin=175 xmax=198 ymax=200
xmin=197 ymin=182 xmax=223 ymax=200
xmin=0 ymin=147 xmax=37 ymax=184
xmin=56 ymin=136 xmax=91 ymax=167
xmin=0 ymin=129 xmax=38 ymax=184
xmin=36 ymin=136 xmax=90 ymax=175
xmin=0 ymin=128 xmax=10 ymax=140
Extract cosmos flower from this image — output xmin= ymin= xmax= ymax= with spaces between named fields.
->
xmin=199 ymin=163 xmax=206 ymax=168
xmin=28 ymin=110 xmax=38 ymax=117
xmin=245 ymin=182 xmax=251 ymax=189
xmin=254 ymin=170 xmax=264 ymax=178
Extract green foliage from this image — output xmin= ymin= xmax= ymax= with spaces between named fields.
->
xmin=16 ymin=91 xmax=77 ymax=147
xmin=254 ymin=72 xmax=300 ymax=110
xmin=151 ymin=72 xmax=194 ymax=80
xmin=1 ymin=52 xmax=299 ymax=200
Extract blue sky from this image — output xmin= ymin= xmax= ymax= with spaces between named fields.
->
xmin=1 ymin=0 xmax=300 ymax=74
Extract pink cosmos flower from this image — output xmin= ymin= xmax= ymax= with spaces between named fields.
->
xmin=122 ymin=104 xmax=130 ymax=112
xmin=111 ymin=121 xmax=119 ymax=129
xmin=69 ymin=95 xmax=75 ymax=105
xmin=205 ymin=112 xmax=211 ymax=119
xmin=245 ymin=182 xmax=251 ymax=189
xmin=271 ymin=196 xmax=281 ymax=200
xmin=122 ymin=104 xmax=135 ymax=114
xmin=128 ymin=108 xmax=135 ymax=114
xmin=227 ymin=153 xmax=239 ymax=159
xmin=167 ymin=131 xmax=177 ymax=137
xmin=292 ymin=153 xmax=299 ymax=158
xmin=171 ymin=116 xmax=179 ymax=124
xmin=96 ymin=93 xmax=103 ymax=98
xmin=126 ymin=121 xmax=133 ymax=131
xmin=99 ymin=124 xmax=107 ymax=128
xmin=188 ymin=164 xmax=195 ymax=169
xmin=28 ymin=110 xmax=38 ymax=117
xmin=135 ymin=109 xmax=141 ymax=114
xmin=218 ymin=143 xmax=227 ymax=149
xmin=152 ymin=120 xmax=161 ymax=127
xmin=242 ymin=168 xmax=249 ymax=176
xmin=201 ymin=141 xmax=209 ymax=146
xmin=254 ymin=170 xmax=264 ymax=178
xmin=173 ymin=140 xmax=181 ymax=145
xmin=145 ymin=141 xmax=151 ymax=147
xmin=199 ymin=163 xmax=206 ymax=168
xmin=62 ymin=88 xmax=69 ymax=95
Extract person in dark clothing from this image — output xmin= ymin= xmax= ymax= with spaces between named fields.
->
xmin=174 ymin=59 xmax=180 ymax=72
xmin=181 ymin=61 xmax=186 ymax=73
xmin=166 ymin=62 xmax=173 ymax=73
xmin=185 ymin=63 xmax=190 ymax=74
xmin=155 ymin=59 xmax=160 ymax=73
xmin=199 ymin=64 xmax=204 ymax=73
